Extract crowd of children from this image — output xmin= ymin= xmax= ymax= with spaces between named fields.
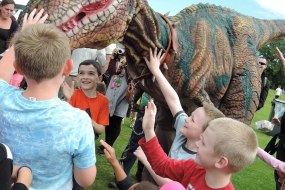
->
xmin=2 ymin=5 xmax=285 ymax=190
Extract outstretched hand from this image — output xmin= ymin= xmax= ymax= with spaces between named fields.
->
xmin=142 ymin=99 xmax=157 ymax=141
xmin=61 ymin=81 xmax=75 ymax=101
xmin=134 ymin=146 xmax=149 ymax=166
xmin=22 ymin=8 xmax=48 ymax=29
xmin=276 ymin=47 xmax=285 ymax=74
xmin=144 ymin=47 xmax=164 ymax=75
xmin=99 ymin=140 xmax=118 ymax=166
xmin=276 ymin=47 xmax=285 ymax=61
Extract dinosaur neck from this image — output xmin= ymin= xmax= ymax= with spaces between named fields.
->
xmin=122 ymin=0 xmax=170 ymax=66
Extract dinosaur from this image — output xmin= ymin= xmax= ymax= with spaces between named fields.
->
xmin=20 ymin=0 xmax=285 ymax=125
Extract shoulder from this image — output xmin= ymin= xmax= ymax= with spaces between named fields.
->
xmin=0 ymin=79 xmax=9 ymax=88
xmin=10 ymin=19 xmax=18 ymax=32
xmin=174 ymin=111 xmax=187 ymax=121
xmin=97 ymin=92 xmax=108 ymax=101
xmin=0 ymin=79 xmax=18 ymax=96
xmin=63 ymin=106 xmax=92 ymax=129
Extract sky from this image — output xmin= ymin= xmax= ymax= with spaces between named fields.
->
xmin=15 ymin=0 xmax=285 ymax=19
xmin=148 ymin=0 xmax=285 ymax=19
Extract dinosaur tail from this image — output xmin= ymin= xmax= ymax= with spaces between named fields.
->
xmin=250 ymin=18 xmax=285 ymax=49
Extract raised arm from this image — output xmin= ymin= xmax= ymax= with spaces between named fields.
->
xmin=144 ymin=48 xmax=183 ymax=116
xmin=134 ymin=147 xmax=172 ymax=186
xmin=100 ymin=140 xmax=134 ymax=190
xmin=99 ymin=140 xmax=127 ymax=182
xmin=0 ymin=9 xmax=48 ymax=83
xmin=276 ymin=47 xmax=285 ymax=74
xmin=142 ymin=99 xmax=157 ymax=141
xmin=257 ymin=147 xmax=285 ymax=173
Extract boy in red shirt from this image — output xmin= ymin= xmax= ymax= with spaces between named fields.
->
xmin=140 ymin=99 xmax=257 ymax=189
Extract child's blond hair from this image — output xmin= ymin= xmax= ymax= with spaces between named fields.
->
xmin=209 ymin=118 xmax=258 ymax=173
xmin=13 ymin=24 xmax=70 ymax=82
xmin=202 ymin=102 xmax=225 ymax=130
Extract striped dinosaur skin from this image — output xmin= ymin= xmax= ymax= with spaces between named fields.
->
xmin=21 ymin=0 xmax=285 ymax=124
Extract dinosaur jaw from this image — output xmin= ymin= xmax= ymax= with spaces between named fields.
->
xmin=44 ymin=0 xmax=129 ymax=49
xmin=58 ymin=0 xmax=114 ymax=33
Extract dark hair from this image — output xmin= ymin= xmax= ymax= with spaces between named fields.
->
xmin=78 ymin=59 xmax=102 ymax=76
xmin=1 ymin=0 xmax=16 ymax=6
xmin=131 ymin=181 xmax=159 ymax=190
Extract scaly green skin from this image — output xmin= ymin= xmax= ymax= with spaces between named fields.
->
xmin=20 ymin=0 xmax=285 ymax=124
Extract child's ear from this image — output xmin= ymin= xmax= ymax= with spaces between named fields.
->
xmin=214 ymin=156 xmax=228 ymax=169
xmin=63 ymin=59 xmax=73 ymax=76
xmin=13 ymin=61 xmax=23 ymax=75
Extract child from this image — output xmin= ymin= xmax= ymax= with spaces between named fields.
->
xmin=62 ymin=59 xmax=109 ymax=136
xmin=100 ymin=139 xmax=185 ymax=190
xmin=144 ymin=48 xmax=225 ymax=160
xmin=138 ymin=47 xmax=225 ymax=185
xmin=257 ymin=147 xmax=285 ymax=188
xmin=0 ymin=9 xmax=96 ymax=189
xmin=140 ymin=99 xmax=258 ymax=189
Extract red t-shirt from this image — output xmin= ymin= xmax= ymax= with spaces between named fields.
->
xmin=69 ymin=89 xmax=109 ymax=126
xmin=139 ymin=137 xmax=234 ymax=190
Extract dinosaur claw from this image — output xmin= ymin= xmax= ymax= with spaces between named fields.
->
xmin=141 ymin=79 xmax=145 ymax=86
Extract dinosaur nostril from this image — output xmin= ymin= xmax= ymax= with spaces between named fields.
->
xmin=75 ymin=12 xmax=86 ymax=22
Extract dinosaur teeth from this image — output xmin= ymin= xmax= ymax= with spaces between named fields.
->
xmin=72 ymin=27 xmax=79 ymax=35
xmin=71 ymin=5 xmax=80 ymax=14
xmin=97 ymin=11 xmax=104 ymax=18
xmin=82 ymin=18 xmax=89 ymax=25
xmin=109 ymin=6 xmax=115 ymax=14
xmin=90 ymin=14 xmax=99 ymax=22
xmin=113 ymin=0 xmax=119 ymax=8
xmin=104 ymin=9 xmax=110 ymax=16
xmin=66 ymin=9 xmax=74 ymax=18
xmin=99 ymin=15 xmax=106 ymax=21
xmin=61 ymin=15 xmax=70 ymax=24
xmin=88 ymin=18 xmax=98 ymax=26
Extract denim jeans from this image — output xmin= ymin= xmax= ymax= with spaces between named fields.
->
xmin=120 ymin=112 xmax=144 ymax=176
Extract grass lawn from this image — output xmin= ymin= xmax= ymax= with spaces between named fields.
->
xmin=88 ymin=89 xmax=283 ymax=190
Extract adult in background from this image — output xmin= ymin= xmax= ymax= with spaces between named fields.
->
xmin=98 ymin=47 xmax=129 ymax=154
xmin=264 ymin=47 xmax=285 ymax=190
xmin=257 ymin=57 xmax=270 ymax=110
xmin=0 ymin=0 xmax=18 ymax=55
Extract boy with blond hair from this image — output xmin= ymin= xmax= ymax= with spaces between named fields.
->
xmin=140 ymin=99 xmax=258 ymax=189
xmin=0 ymin=9 xmax=96 ymax=190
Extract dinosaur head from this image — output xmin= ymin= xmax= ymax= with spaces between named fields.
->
xmin=22 ymin=0 xmax=132 ymax=49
